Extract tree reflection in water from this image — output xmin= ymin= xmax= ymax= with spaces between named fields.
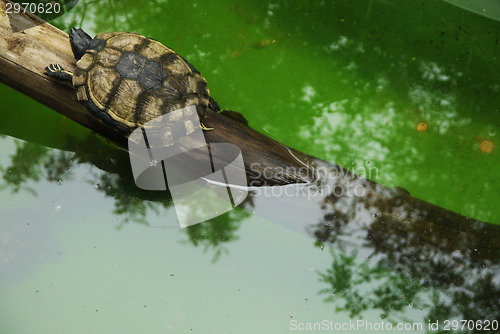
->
xmin=306 ymin=160 xmax=499 ymax=326
xmin=0 ymin=138 xmax=244 ymax=258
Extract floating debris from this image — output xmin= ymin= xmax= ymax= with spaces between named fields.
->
xmin=253 ymin=39 xmax=276 ymax=49
xmin=479 ymin=139 xmax=494 ymax=153
xmin=230 ymin=50 xmax=243 ymax=58
xmin=416 ymin=122 xmax=428 ymax=132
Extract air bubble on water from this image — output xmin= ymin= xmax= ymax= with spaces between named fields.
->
xmin=55 ymin=205 xmax=62 ymax=212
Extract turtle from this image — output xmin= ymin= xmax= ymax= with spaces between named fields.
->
xmin=45 ymin=28 xmax=218 ymax=136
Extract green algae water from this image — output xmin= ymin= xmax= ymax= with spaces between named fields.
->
xmin=1 ymin=0 xmax=499 ymax=333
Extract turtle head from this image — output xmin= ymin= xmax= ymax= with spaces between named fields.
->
xmin=70 ymin=27 xmax=92 ymax=61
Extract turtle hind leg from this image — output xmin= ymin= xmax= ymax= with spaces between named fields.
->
xmin=198 ymin=105 xmax=214 ymax=131
xmin=45 ymin=64 xmax=73 ymax=82
xmin=70 ymin=27 xmax=92 ymax=60
xmin=201 ymin=122 xmax=214 ymax=131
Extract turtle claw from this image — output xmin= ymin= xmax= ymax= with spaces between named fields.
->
xmin=45 ymin=63 xmax=73 ymax=82
xmin=46 ymin=63 xmax=63 ymax=72
xmin=200 ymin=122 xmax=214 ymax=131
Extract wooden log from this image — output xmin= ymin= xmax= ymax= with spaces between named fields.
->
xmin=0 ymin=0 xmax=316 ymax=186
xmin=0 ymin=2 xmax=97 ymax=128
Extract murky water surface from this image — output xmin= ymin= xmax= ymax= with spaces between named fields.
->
xmin=1 ymin=1 xmax=499 ymax=333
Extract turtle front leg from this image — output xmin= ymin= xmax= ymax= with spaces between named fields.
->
xmin=45 ymin=64 xmax=73 ymax=82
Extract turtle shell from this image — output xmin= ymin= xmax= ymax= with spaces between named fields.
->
xmin=72 ymin=31 xmax=217 ymax=135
